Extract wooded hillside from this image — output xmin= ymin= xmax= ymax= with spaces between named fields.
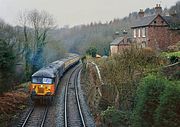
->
xmin=49 ymin=1 xmax=180 ymax=55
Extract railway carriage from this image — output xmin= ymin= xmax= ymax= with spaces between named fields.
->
xmin=29 ymin=54 xmax=80 ymax=102
xmin=63 ymin=54 xmax=80 ymax=71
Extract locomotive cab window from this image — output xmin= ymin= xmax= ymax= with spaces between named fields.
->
xmin=43 ymin=78 xmax=53 ymax=84
xmin=32 ymin=77 xmax=43 ymax=84
xmin=32 ymin=77 xmax=53 ymax=84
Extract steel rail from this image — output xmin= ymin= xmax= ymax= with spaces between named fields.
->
xmin=20 ymin=105 xmax=48 ymax=127
xmin=40 ymin=106 xmax=49 ymax=127
xmin=21 ymin=106 xmax=34 ymax=127
xmin=74 ymin=67 xmax=86 ymax=127
xmin=64 ymin=64 xmax=85 ymax=127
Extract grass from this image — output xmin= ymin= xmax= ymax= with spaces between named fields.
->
xmin=161 ymin=51 xmax=180 ymax=58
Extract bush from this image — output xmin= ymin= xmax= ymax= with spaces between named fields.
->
xmin=141 ymin=47 xmax=158 ymax=64
xmin=131 ymin=75 xmax=168 ymax=127
xmin=170 ymin=55 xmax=179 ymax=64
xmin=86 ymin=47 xmax=97 ymax=57
xmin=155 ymin=83 xmax=180 ymax=127
xmin=101 ymin=106 xmax=130 ymax=126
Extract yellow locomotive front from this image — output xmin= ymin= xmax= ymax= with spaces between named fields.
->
xmin=30 ymin=77 xmax=55 ymax=96
xmin=30 ymin=69 xmax=56 ymax=99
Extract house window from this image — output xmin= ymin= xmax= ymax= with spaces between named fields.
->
xmin=133 ymin=29 xmax=136 ymax=38
xmin=142 ymin=28 xmax=146 ymax=37
xmin=154 ymin=21 xmax=156 ymax=24
xmin=138 ymin=28 xmax=141 ymax=37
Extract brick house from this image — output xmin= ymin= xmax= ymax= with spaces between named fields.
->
xmin=131 ymin=4 xmax=180 ymax=50
xmin=110 ymin=32 xmax=132 ymax=55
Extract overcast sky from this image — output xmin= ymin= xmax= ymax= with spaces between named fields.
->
xmin=0 ymin=0 xmax=179 ymax=27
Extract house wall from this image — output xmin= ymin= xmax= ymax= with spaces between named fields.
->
xmin=110 ymin=45 xmax=118 ymax=55
xmin=110 ymin=44 xmax=131 ymax=56
xmin=118 ymin=45 xmax=131 ymax=52
xmin=147 ymin=15 xmax=169 ymax=50
xmin=169 ymin=30 xmax=180 ymax=45
xmin=148 ymin=27 xmax=180 ymax=50
xmin=133 ymin=15 xmax=180 ymax=50
xmin=147 ymin=26 xmax=170 ymax=50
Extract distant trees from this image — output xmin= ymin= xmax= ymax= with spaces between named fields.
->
xmin=49 ymin=19 xmax=131 ymax=55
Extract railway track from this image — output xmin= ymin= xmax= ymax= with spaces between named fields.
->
xmin=18 ymin=105 xmax=48 ymax=127
xmin=64 ymin=65 xmax=86 ymax=127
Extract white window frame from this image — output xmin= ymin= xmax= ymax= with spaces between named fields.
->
xmin=138 ymin=28 xmax=141 ymax=37
xmin=142 ymin=28 xmax=146 ymax=37
xmin=133 ymin=29 xmax=136 ymax=38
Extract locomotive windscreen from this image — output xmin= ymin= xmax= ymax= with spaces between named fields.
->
xmin=32 ymin=77 xmax=53 ymax=84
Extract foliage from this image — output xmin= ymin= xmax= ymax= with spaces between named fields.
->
xmin=155 ymin=83 xmax=180 ymax=127
xmin=131 ymin=74 xmax=176 ymax=127
xmin=0 ymin=39 xmax=16 ymax=93
xmin=86 ymin=47 xmax=97 ymax=57
xmin=174 ymin=70 xmax=180 ymax=79
xmin=140 ymin=47 xmax=158 ymax=65
xmin=101 ymin=106 xmax=130 ymax=126
xmin=161 ymin=51 xmax=180 ymax=58
xmin=169 ymin=55 xmax=179 ymax=63
xmin=161 ymin=51 xmax=180 ymax=64
xmin=97 ymin=46 xmax=160 ymax=110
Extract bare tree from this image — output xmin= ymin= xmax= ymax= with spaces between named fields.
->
xmin=27 ymin=10 xmax=55 ymax=51
xmin=18 ymin=9 xmax=55 ymax=73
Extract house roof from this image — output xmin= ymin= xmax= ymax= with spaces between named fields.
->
xmin=110 ymin=37 xmax=132 ymax=45
xmin=110 ymin=37 xmax=124 ymax=45
xmin=131 ymin=14 xmax=176 ymax=28
xmin=131 ymin=15 xmax=157 ymax=28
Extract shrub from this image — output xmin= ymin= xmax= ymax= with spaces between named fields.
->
xmin=155 ymin=83 xmax=180 ymax=127
xmin=86 ymin=47 xmax=97 ymax=57
xmin=131 ymin=75 xmax=168 ymax=127
xmin=141 ymin=47 xmax=158 ymax=64
xmin=174 ymin=70 xmax=180 ymax=79
xmin=101 ymin=106 xmax=130 ymax=126
xmin=170 ymin=55 xmax=179 ymax=64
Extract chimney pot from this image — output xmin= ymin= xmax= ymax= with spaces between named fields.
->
xmin=155 ymin=4 xmax=162 ymax=14
xmin=138 ymin=9 xmax=144 ymax=18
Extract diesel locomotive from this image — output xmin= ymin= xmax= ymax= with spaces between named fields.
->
xmin=29 ymin=54 xmax=80 ymax=101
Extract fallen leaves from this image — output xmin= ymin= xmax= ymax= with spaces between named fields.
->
xmin=0 ymin=91 xmax=28 ymax=117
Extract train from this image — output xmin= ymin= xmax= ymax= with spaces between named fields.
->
xmin=29 ymin=54 xmax=80 ymax=102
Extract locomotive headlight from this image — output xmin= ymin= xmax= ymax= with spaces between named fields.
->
xmin=40 ymin=85 xmax=43 ymax=88
xmin=32 ymin=85 xmax=36 ymax=89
